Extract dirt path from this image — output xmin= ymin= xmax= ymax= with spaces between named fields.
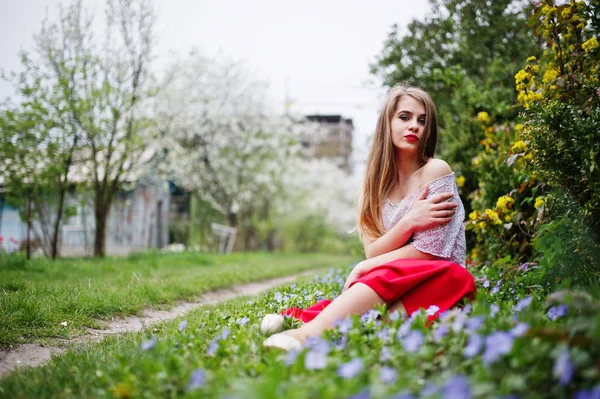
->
xmin=0 ymin=270 xmax=321 ymax=379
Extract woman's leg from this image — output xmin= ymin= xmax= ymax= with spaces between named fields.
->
xmin=284 ymin=282 xmax=385 ymax=342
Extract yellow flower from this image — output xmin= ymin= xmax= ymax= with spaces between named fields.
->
xmin=496 ymin=196 xmax=515 ymax=212
xmin=511 ymin=140 xmax=528 ymax=153
xmin=456 ymin=175 xmax=466 ymax=188
xmin=583 ymin=37 xmax=599 ymax=53
xmin=561 ymin=8 xmax=572 ymax=19
xmin=472 ymin=156 xmax=481 ymax=166
xmin=526 ymin=56 xmax=537 ymax=62
xmin=577 ymin=22 xmax=586 ymax=30
xmin=485 ymin=209 xmax=502 ymax=225
xmin=477 ymin=111 xmax=490 ymax=124
xmin=515 ymin=123 xmax=524 ymax=131
xmin=505 ymin=215 xmax=512 ymax=222
xmin=534 ymin=197 xmax=546 ymax=208
xmin=469 ymin=210 xmax=478 ymax=221
xmin=543 ymin=66 xmax=560 ymax=84
xmin=476 ymin=221 xmax=486 ymax=230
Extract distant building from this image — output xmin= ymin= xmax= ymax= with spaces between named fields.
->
xmin=0 ymin=180 xmax=170 ymax=257
xmin=303 ymin=114 xmax=354 ymax=173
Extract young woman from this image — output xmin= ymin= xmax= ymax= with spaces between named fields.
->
xmin=263 ymin=84 xmax=476 ymax=351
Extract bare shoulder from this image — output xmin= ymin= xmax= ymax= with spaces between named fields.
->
xmin=420 ymin=158 xmax=453 ymax=184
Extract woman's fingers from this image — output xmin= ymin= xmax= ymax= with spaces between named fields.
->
xmin=416 ymin=185 xmax=429 ymax=200
xmin=428 ymin=192 xmax=454 ymax=203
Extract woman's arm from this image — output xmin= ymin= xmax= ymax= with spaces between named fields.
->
xmin=344 ymin=243 xmax=436 ymax=291
xmin=363 ymin=186 xmax=457 ymax=259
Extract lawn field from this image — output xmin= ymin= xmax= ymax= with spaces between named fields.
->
xmin=0 ymin=251 xmax=357 ymax=346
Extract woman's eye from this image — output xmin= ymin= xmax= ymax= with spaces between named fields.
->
xmin=400 ymin=115 xmax=410 ymax=121
xmin=418 ymin=119 xmax=426 ymax=125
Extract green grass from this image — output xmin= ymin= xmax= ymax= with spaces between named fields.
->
xmin=0 ymin=251 xmax=357 ymax=346
xmin=1 ymin=265 xmax=598 ymax=398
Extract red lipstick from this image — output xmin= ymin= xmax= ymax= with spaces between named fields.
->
xmin=405 ymin=134 xmax=419 ymax=142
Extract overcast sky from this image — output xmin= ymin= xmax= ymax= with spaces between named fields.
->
xmin=0 ymin=0 xmax=430 ymax=174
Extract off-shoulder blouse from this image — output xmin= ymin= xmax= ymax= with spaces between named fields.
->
xmin=381 ymin=173 xmax=466 ymax=266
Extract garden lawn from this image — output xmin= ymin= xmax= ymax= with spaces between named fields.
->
xmin=1 ymin=264 xmax=599 ymax=398
xmin=0 ymin=251 xmax=357 ymax=346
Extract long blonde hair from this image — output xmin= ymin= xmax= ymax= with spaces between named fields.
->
xmin=357 ymin=83 xmax=438 ymax=241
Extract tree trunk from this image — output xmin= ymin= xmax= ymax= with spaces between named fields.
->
xmin=26 ymin=191 xmax=32 ymax=260
xmin=94 ymin=203 xmax=108 ymax=258
xmin=50 ymin=183 xmax=68 ymax=259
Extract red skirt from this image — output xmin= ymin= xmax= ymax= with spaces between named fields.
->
xmin=282 ymin=259 xmax=476 ymax=323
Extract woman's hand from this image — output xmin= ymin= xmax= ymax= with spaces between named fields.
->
xmin=343 ymin=261 xmax=371 ymax=291
xmin=405 ymin=185 xmax=457 ymax=232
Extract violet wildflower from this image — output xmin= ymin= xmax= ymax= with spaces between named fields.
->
xmin=236 ymin=316 xmax=250 ymax=326
xmin=483 ymin=332 xmax=514 ymax=364
xmin=333 ymin=335 xmax=348 ymax=350
xmin=377 ymin=327 xmax=391 ymax=342
xmin=403 ymin=330 xmax=424 ymax=353
xmin=336 ymin=318 xmax=353 ymax=334
xmin=206 ymin=339 xmax=218 ymax=356
xmin=221 ymin=328 xmax=230 ymax=340
xmin=338 ymin=358 xmax=363 ymax=379
xmin=389 ymin=309 xmax=401 ymax=322
xmin=389 ymin=393 xmax=415 ymax=399
xmin=452 ymin=311 xmax=467 ymax=333
xmin=434 ymin=324 xmax=449 ymax=343
xmin=284 ymin=349 xmax=300 ymax=366
xmin=178 ymin=320 xmax=188 ymax=331
xmin=514 ymin=296 xmax=532 ymax=312
xmin=274 ymin=292 xmax=283 ymax=302
xmin=547 ymin=304 xmax=568 ymax=321
xmin=380 ymin=346 xmax=392 ymax=362
xmin=510 ymin=322 xmax=529 ymax=337
xmin=574 ymin=387 xmax=600 ymax=399
xmin=463 ymin=334 xmax=483 ymax=358
xmin=396 ymin=319 xmax=413 ymax=339
xmin=290 ymin=282 xmax=297 ymax=290
xmin=442 ymin=375 xmax=471 ymax=399
xmin=346 ymin=390 xmax=370 ymax=399
xmin=483 ymin=280 xmax=490 ymax=288
xmin=465 ymin=316 xmax=484 ymax=334
xmin=490 ymin=304 xmax=500 ymax=317
xmin=304 ymin=337 xmax=331 ymax=354
xmin=379 ymin=366 xmax=398 ymax=384
xmin=186 ymin=369 xmax=205 ymax=391
xmin=426 ymin=305 xmax=440 ymax=317
xmin=305 ymin=350 xmax=328 ymax=370
xmin=491 ymin=281 xmax=501 ymax=295
xmin=462 ymin=304 xmax=472 ymax=314
xmin=553 ymin=346 xmax=575 ymax=386
xmin=361 ymin=309 xmax=379 ymax=324
xmin=141 ymin=336 xmax=157 ymax=351
xmin=421 ymin=383 xmax=439 ymax=396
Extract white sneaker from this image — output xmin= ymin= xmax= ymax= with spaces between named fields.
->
xmin=263 ymin=333 xmax=302 ymax=351
xmin=260 ymin=314 xmax=285 ymax=335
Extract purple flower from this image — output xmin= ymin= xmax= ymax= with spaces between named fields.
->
xmin=442 ymin=375 xmax=471 ymax=399
xmin=514 ymin=296 xmax=533 ymax=312
xmin=490 ymin=304 xmax=500 ymax=317
xmin=361 ymin=309 xmax=379 ymax=323
xmin=274 ymin=292 xmax=283 ymax=302
xmin=510 ymin=322 xmax=529 ymax=337
xmin=304 ymin=337 xmax=331 ymax=354
xmin=462 ymin=304 xmax=472 ymax=314
xmin=338 ymin=358 xmax=363 ymax=379
xmin=379 ymin=366 xmax=398 ymax=384
xmin=491 ymin=281 xmax=501 ymax=295
xmin=389 ymin=309 xmax=401 ymax=321
xmin=426 ymin=305 xmax=440 ymax=316
xmin=305 ymin=350 xmax=328 ymax=370
xmin=290 ymin=282 xmax=297 ymax=290
xmin=178 ymin=320 xmax=188 ymax=331
xmin=236 ymin=316 xmax=250 ymax=326
xmin=346 ymin=390 xmax=370 ymax=399
xmin=335 ymin=318 xmax=353 ymax=334
xmin=380 ymin=346 xmax=392 ymax=362
xmin=434 ymin=324 xmax=449 ymax=343
xmin=553 ymin=347 xmax=575 ymax=386
xmin=396 ymin=319 xmax=413 ymax=339
xmin=421 ymin=383 xmax=439 ymax=396
xmin=403 ymin=330 xmax=424 ymax=353
xmin=284 ymin=349 xmax=300 ymax=366
xmin=483 ymin=332 xmax=514 ymax=364
xmin=483 ymin=280 xmax=490 ymax=288
xmin=574 ymin=387 xmax=600 ymax=399
xmin=141 ymin=336 xmax=157 ymax=351
xmin=221 ymin=329 xmax=230 ymax=340
xmin=464 ymin=334 xmax=483 ymax=358
xmin=207 ymin=339 xmax=218 ymax=356
xmin=377 ymin=327 xmax=391 ymax=342
xmin=333 ymin=335 xmax=348 ymax=350
xmin=452 ymin=311 xmax=467 ymax=333
xmin=547 ymin=304 xmax=568 ymax=321
xmin=389 ymin=393 xmax=415 ymax=399
xmin=186 ymin=369 xmax=205 ymax=391
xmin=465 ymin=316 xmax=484 ymax=334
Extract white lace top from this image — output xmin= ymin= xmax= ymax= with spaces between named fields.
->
xmin=381 ymin=173 xmax=466 ymax=266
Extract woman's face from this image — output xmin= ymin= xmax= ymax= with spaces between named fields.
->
xmin=390 ymin=95 xmax=427 ymax=155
